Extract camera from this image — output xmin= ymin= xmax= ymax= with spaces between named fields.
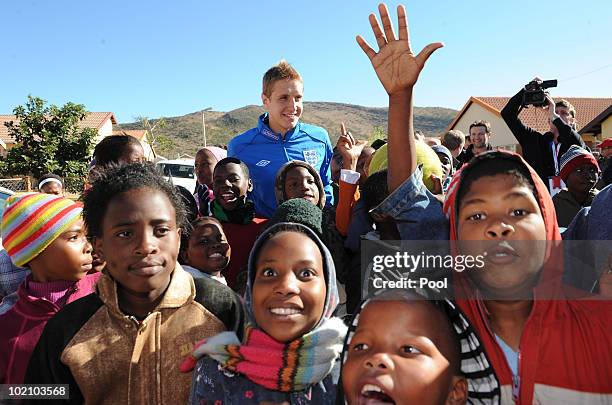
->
xmin=522 ymin=79 xmax=557 ymax=107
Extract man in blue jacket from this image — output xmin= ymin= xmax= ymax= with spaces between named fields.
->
xmin=228 ymin=61 xmax=333 ymax=218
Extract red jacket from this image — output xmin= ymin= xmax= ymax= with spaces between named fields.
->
xmin=222 ymin=218 xmax=267 ymax=291
xmin=445 ymin=152 xmax=612 ymax=404
xmin=0 ymin=272 xmax=100 ymax=384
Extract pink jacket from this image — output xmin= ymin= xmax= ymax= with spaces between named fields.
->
xmin=0 ymin=272 xmax=100 ymax=384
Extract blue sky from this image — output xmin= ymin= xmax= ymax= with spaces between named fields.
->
xmin=2 ymin=0 xmax=611 ymax=123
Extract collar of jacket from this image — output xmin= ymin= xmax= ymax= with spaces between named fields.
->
xmin=257 ymin=113 xmax=302 ymax=142
xmin=96 ymin=263 xmax=195 ymax=319
xmin=15 ymin=274 xmax=95 ymax=318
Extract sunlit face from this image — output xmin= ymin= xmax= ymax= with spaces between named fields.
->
xmin=284 ymin=166 xmax=320 ymax=206
xmin=262 ymin=79 xmax=303 ymax=136
xmin=469 ymin=126 xmax=489 ymax=149
xmin=185 ymin=221 xmax=231 ymax=274
xmin=94 ymin=188 xmax=180 ymax=301
xmin=29 ymin=219 xmax=93 ymax=282
xmin=252 ymin=231 xmax=326 ymax=342
xmin=119 ymin=143 xmax=146 ymax=164
xmin=457 ymin=175 xmax=547 ymax=298
xmin=555 ymin=106 xmax=573 ymax=126
xmin=195 ymin=149 xmax=218 ymax=187
xmin=566 ymin=163 xmax=598 ymax=194
xmin=213 ymin=162 xmax=252 ymax=211
xmin=342 ymin=300 xmax=467 ymax=405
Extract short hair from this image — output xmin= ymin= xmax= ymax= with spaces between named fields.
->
xmin=457 ymin=154 xmax=536 ymax=208
xmin=262 ymin=60 xmax=302 ymax=97
xmin=37 ymin=173 xmax=64 ymax=189
xmin=184 ymin=216 xmax=225 ymax=240
xmin=93 ymin=134 xmax=143 ymax=166
xmin=555 ymin=99 xmax=576 ymax=118
xmin=469 ymin=120 xmax=492 ymax=134
xmin=442 ymin=130 xmax=466 ymax=151
xmin=83 ymin=162 xmax=187 ymax=238
xmin=214 ymin=157 xmax=250 ymax=179
xmin=362 ymin=169 xmax=389 ymax=212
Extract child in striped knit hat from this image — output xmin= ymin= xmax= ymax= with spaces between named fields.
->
xmin=0 ymin=193 xmax=99 ymax=384
xmin=552 ymin=145 xmax=600 ymax=227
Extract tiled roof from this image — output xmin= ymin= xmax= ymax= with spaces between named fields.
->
xmin=448 ymin=97 xmax=612 ymax=134
xmin=0 ymin=115 xmax=15 ymax=144
xmin=112 ymin=129 xmax=149 ymax=141
xmin=0 ymin=112 xmax=116 ymax=145
xmin=579 ymin=104 xmax=612 ymax=135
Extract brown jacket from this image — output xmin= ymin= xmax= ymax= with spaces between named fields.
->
xmin=24 ymin=265 xmax=245 ymax=405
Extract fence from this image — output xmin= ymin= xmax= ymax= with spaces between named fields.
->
xmin=0 ymin=176 xmax=85 ymax=195
xmin=0 ymin=177 xmax=31 ymax=192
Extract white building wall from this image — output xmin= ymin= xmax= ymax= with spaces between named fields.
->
xmin=452 ymin=105 xmax=518 ymax=152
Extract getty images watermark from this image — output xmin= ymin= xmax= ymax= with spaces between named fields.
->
xmin=370 ymin=251 xmax=485 ymax=290
xmin=361 ymin=240 xmax=612 ymax=300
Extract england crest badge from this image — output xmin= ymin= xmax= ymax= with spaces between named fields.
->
xmin=303 ymin=149 xmax=319 ymax=167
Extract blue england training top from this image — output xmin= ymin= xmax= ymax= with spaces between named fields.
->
xmin=228 ymin=113 xmax=333 ymax=218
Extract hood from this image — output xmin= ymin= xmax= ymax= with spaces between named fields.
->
xmin=201 ymin=146 xmax=227 ymax=163
xmin=274 ymin=160 xmax=326 ymax=210
xmin=443 ymin=150 xmax=563 ymax=298
xmin=244 ymin=222 xmax=339 ymax=330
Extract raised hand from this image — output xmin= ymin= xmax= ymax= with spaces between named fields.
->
xmin=337 ymin=122 xmax=368 ymax=171
xmin=356 ymin=4 xmax=443 ymax=95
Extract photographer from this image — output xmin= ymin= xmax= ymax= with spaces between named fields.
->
xmin=501 ymin=77 xmax=585 ymax=195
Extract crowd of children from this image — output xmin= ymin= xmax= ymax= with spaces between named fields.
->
xmin=0 ymin=3 xmax=611 ymax=404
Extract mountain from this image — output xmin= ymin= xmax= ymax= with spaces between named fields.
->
xmin=117 ymin=102 xmax=457 ymax=158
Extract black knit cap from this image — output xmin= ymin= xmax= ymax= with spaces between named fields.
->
xmin=267 ymin=198 xmax=323 ymax=237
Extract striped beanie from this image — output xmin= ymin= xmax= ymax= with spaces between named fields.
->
xmin=559 ymin=145 xmax=599 ymax=182
xmin=1 ymin=193 xmax=82 ymax=266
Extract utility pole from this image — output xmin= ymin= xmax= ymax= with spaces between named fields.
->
xmin=202 ymin=107 xmax=212 ymax=147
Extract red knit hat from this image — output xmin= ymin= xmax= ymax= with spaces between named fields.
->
xmin=597 ymin=138 xmax=612 ymax=149
xmin=558 ymin=145 xmax=600 ymax=182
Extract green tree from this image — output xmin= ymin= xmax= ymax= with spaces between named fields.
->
xmin=0 ymin=95 xmax=98 ymax=192
xmin=368 ymin=125 xmax=387 ymax=143
xmin=135 ymin=115 xmax=174 ymax=158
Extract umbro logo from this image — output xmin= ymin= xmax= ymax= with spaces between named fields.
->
xmin=256 ymin=160 xmax=271 ymax=167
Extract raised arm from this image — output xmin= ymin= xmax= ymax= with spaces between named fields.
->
xmin=357 ymin=4 xmax=443 ymax=192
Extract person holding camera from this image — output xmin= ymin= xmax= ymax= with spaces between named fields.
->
xmin=501 ymin=77 xmax=585 ymax=196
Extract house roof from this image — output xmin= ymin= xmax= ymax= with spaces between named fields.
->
xmin=0 ymin=112 xmax=116 ymax=145
xmin=579 ymin=104 xmax=612 ymax=135
xmin=447 ymin=96 xmax=612 ymax=134
xmin=112 ymin=129 xmax=149 ymax=141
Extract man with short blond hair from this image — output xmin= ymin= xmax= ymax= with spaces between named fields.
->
xmin=228 ymin=60 xmax=334 ymax=218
